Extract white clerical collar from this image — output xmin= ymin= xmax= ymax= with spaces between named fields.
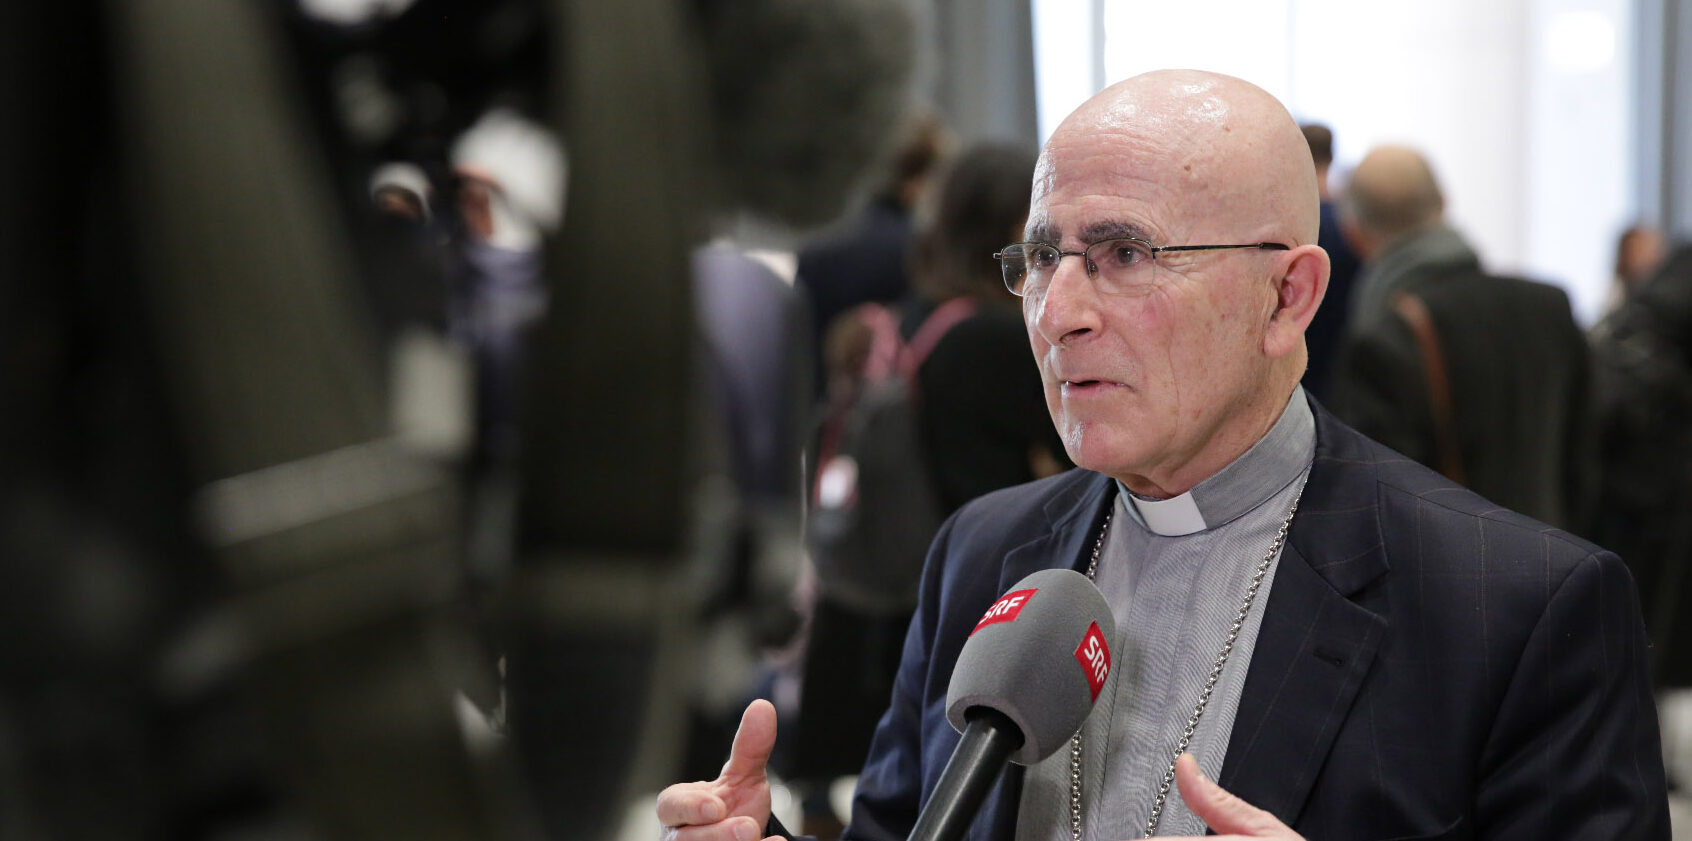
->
xmin=1125 ymin=491 xmax=1207 ymax=536
xmin=1118 ymin=387 xmax=1316 ymax=537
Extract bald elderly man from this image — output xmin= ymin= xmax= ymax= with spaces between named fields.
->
xmin=658 ymin=71 xmax=1667 ymax=841
xmin=1333 ymin=145 xmax=1593 ymax=533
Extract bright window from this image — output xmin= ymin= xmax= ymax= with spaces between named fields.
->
xmin=1032 ymin=0 xmax=1635 ymax=323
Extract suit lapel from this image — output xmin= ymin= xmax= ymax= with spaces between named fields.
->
xmin=996 ymin=472 xmax=1116 ymax=593
xmin=1217 ymin=401 xmax=1391 ymax=826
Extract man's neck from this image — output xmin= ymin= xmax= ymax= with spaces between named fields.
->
xmin=1116 ymin=384 xmax=1315 ymax=536
xmin=1117 ymin=381 xmax=1299 ymax=499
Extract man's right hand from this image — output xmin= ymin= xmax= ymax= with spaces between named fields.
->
xmin=656 ymin=699 xmax=780 ymax=841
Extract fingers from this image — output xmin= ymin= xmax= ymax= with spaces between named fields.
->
xmin=655 ymin=783 xmax=728 ymax=827
xmin=661 ymin=815 xmax=765 ymax=841
xmin=656 ymin=701 xmax=776 ymax=841
xmin=720 ymin=699 xmax=779 ymax=782
xmin=1173 ymin=753 xmax=1299 ymax=838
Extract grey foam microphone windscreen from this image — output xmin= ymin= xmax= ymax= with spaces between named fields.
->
xmin=696 ymin=0 xmax=918 ymax=228
xmin=945 ymin=568 xmax=1116 ymax=765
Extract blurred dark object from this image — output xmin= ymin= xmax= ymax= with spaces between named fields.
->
xmin=510 ymin=0 xmax=915 ymax=832
xmin=0 ymin=1 xmax=242 ymax=837
xmin=695 ymin=0 xmax=919 ymax=228
xmin=114 ymin=1 xmax=535 ymax=840
xmin=1 ymin=0 xmax=915 ymax=839
xmin=4 ymin=1 xmax=533 ymax=839
xmin=1592 ymin=244 xmax=1692 ymax=686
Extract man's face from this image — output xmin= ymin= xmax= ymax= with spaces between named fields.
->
xmin=1022 ymin=125 xmax=1282 ymax=495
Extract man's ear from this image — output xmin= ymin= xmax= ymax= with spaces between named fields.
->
xmin=1264 ymin=244 xmax=1329 ymax=359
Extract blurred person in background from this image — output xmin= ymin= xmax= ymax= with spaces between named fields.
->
xmin=796 ymin=112 xmax=951 ymax=399
xmin=906 ymin=144 xmax=1071 ymax=514
xmin=1295 ymin=123 xmax=1359 ymax=402
xmin=1601 ymin=223 xmax=1668 ymax=319
xmin=794 ymin=143 xmax=1067 ymax=836
xmin=449 ymin=107 xmax=566 ymax=475
xmin=1333 ymin=145 xmax=1593 ymax=532
xmin=680 ymin=239 xmax=809 ymax=783
xmin=370 ymin=161 xmax=432 ymax=224
xmin=1338 ymin=146 xmax=1480 ymax=326
xmin=359 ymin=161 xmax=454 ymax=351
xmin=1591 ymin=243 xmax=1692 ymax=786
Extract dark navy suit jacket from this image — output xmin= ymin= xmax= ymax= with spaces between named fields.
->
xmin=829 ymin=400 xmax=1667 ymax=841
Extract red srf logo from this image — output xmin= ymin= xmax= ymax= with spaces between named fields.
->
xmin=1073 ymin=622 xmax=1110 ymax=701
xmin=972 ymin=588 xmax=1036 ymax=635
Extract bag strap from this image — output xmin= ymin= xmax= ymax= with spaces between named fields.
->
xmin=898 ymin=297 xmax=978 ymax=381
xmin=1391 ymin=291 xmax=1466 ymax=484
xmin=858 ymin=303 xmax=904 ymax=382
xmin=810 ymin=300 xmax=932 ymax=505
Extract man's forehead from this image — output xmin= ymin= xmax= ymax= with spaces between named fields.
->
xmin=1025 ymin=141 xmax=1191 ymax=243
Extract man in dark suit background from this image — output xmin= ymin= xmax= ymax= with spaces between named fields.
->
xmin=658 ymin=72 xmax=1665 ymax=841
xmin=795 ymin=112 xmax=950 ymax=399
xmin=1332 ymin=145 xmax=1595 ymax=533
xmin=1296 ymin=123 xmax=1360 ymax=403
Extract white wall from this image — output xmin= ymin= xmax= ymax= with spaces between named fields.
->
xmin=1524 ymin=0 xmax=1634 ymax=323
xmin=1031 ymin=0 xmax=1636 ymax=324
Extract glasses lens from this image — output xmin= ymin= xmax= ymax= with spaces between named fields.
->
xmin=999 ymin=244 xmax=1035 ymax=295
xmin=1085 ymin=239 xmax=1154 ymax=293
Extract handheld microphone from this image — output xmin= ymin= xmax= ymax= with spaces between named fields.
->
xmin=908 ymin=569 xmax=1117 ymax=841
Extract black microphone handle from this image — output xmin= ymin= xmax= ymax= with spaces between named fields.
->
xmin=907 ymin=708 xmax=1025 ymax=841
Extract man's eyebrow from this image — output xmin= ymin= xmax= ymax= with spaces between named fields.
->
xmin=1024 ymin=220 xmax=1154 ymax=245
xmin=1078 ymin=220 xmax=1153 ymax=243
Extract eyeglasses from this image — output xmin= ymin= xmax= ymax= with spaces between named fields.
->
xmin=994 ymin=237 xmax=1289 ymax=298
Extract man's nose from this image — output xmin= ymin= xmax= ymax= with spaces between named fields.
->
xmin=1031 ymin=253 xmax=1100 ymax=345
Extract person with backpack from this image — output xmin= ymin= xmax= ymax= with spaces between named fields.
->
xmin=793 ymin=144 xmax=1068 ymax=835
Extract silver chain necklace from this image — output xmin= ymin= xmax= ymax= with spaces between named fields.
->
xmin=1069 ymin=486 xmax=1303 ymax=839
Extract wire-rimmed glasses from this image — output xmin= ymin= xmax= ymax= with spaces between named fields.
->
xmin=994 ymin=237 xmax=1289 ymax=298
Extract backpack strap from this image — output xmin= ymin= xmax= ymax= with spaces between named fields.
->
xmin=855 ymin=302 xmax=904 ymax=382
xmin=1391 ymin=290 xmax=1466 ymax=484
xmin=811 ymin=302 xmax=907 ymax=506
xmin=898 ymin=297 xmax=978 ymax=381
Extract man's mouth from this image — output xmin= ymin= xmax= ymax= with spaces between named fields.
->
xmin=1061 ymin=379 xmax=1121 ymax=395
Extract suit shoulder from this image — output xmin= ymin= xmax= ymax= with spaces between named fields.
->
xmin=1363 ymin=435 xmax=1606 ymax=571
xmin=1321 ymin=414 xmax=1605 ymax=569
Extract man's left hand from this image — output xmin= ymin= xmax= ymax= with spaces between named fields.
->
xmin=1159 ymin=753 xmax=1305 ymax=840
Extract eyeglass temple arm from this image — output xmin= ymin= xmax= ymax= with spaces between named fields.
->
xmin=1152 ymin=242 xmax=1291 ymax=253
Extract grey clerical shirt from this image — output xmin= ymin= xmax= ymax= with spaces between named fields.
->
xmin=1017 ymin=388 xmax=1315 ymax=840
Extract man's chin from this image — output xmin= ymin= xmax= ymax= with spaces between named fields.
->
xmin=1061 ymin=425 xmax=1139 ymax=478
